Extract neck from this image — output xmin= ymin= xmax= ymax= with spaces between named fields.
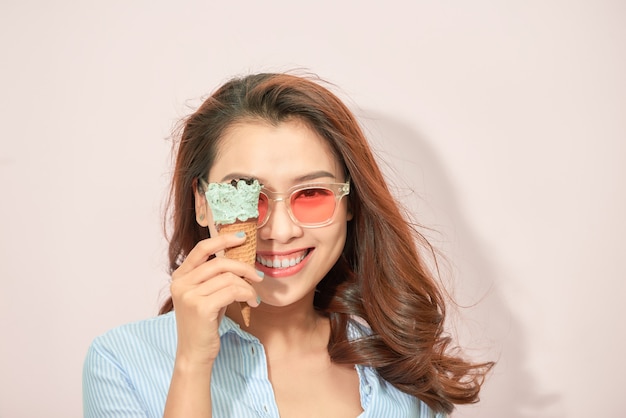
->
xmin=226 ymin=294 xmax=329 ymax=354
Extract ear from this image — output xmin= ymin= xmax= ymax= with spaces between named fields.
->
xmin=193 ymin=179 xmax=210 ymax=227
xmin=346 ymin=200 xmax=354 ymax=221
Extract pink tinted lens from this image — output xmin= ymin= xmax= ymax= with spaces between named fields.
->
xmin=291 ymin=188 xmax=335 ymax=224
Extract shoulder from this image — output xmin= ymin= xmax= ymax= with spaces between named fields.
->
xmin=86 ymin=312 xmax=177 ymax=367
xmin=83 ymin=313 xmax=177 ymax=417
xmin=90 ymin=312 xmax=176 ymax=344
xmin=347 ymin=316 xmax=372 ymax=339
xmin=347 ymin=319 xmax=446 ymax=418
xmin=357 ymin=365 xmax=446 ymax=417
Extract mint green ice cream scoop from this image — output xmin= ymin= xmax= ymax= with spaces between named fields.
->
xmin=205 ymin=179 xmax=261 ymax=225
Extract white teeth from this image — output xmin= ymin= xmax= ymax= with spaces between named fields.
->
xmin=257 ymin=251 xmax=308 ymax=269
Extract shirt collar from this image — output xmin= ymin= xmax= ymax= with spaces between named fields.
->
xmin=218 ymin=315 xmax=260 ymax=342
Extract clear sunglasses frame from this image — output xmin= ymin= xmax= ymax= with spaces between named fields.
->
xmin=257 ymin=181 xmax=351 ymax=228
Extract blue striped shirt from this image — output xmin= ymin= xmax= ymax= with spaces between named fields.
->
xmin=83 ymin=312 xmax=445 ymax=417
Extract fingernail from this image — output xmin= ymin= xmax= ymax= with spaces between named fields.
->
xmin=255 ymin=269 xmax=265 ymax=278
xmin=235 ymin=231 xmax=245 ymax=238
xmin=256 ymin=295 xmax=262 ymax=304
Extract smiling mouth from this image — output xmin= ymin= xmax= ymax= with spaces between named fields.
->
xmin=256 ymin=249 xmax=310 ymax=269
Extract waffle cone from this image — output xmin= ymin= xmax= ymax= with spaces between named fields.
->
xmin=219 ymin=221 xmax=257 ymax=265
xmin=217 ymin=220 xmax=257 ymax=326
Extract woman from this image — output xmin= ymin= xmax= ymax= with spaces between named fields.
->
xmin=83 ymin=73 xmax=493 ymax=417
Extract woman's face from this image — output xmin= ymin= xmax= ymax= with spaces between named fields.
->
xmin=199 ymin=118 xmax=350 ymax=309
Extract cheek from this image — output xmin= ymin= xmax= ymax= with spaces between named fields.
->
xmin=324 ymin=222 xmax=348 ymax=254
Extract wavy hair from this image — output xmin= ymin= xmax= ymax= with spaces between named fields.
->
xmin=159 ymin=72 xmax=493 ymax=413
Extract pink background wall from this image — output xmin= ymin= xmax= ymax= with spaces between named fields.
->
xmin=1 ymin=1 xmax=624 ymax=417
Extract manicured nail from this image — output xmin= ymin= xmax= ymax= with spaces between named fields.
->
xmin=255 ymin=269 xmax=265 ymax=278
xmin=235 ymin=231 xmax=245 ymax=238
xmin=256 ymin=295 xmax=262 ymax=304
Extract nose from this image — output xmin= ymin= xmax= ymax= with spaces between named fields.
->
xmin=257 ymin=199 xmax=303 ymax=242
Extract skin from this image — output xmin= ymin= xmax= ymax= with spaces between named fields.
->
xmin=164 ymin=119 xmax=361 ymax=418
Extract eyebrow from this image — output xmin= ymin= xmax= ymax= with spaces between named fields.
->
xmin=294 ymin=170 xmax=337 ymax=182
xmin=218 ymin=170 xmax=337 ymax=184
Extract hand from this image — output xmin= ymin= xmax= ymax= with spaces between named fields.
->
xmin=170 ymin=233 xmax=263 ymax=365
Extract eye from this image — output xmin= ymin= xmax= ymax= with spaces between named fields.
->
xmin=294 ymin=188 xmax=332 ymax=199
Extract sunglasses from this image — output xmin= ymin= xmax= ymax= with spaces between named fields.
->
xmin=258 ymin=181 xmax=350 ymax=228
xmin=201 ymin=178 xmax=350 ymax=228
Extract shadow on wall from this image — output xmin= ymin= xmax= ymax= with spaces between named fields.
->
xmin=357 ymin=111 xmax=564 ymax=418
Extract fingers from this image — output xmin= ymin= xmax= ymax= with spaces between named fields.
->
xmin=173 ymin=275 xmax=258 ymax=323
xmin=170 ymin=233 xmax=263 ymax=315
xmin=174 ymin=257 xmax=262 ymax=288
xmin=173 ymin=233 xmax=247 ymax=277
xmin=173 ymin=234 xmax=263 ymax=285
xmin=179 ymin=273 xmax=260 ymax=310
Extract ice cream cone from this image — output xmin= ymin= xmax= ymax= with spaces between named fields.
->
xmin=219 ymin=221 xmax=257 ymax=264
xmin=205 ymin=178 xmax=261 ymax=327
xmin=217 ymin=220 xmax=257 ymax=326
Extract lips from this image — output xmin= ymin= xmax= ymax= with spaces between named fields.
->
xmin=256 ymin=249 xmax=311 ymax=278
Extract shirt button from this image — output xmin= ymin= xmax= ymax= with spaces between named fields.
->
xmin=364 ymin=384 xmax=371 ymax=395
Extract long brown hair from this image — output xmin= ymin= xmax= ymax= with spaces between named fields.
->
xmin=160 ymin=72 xmax=493 ymax=413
